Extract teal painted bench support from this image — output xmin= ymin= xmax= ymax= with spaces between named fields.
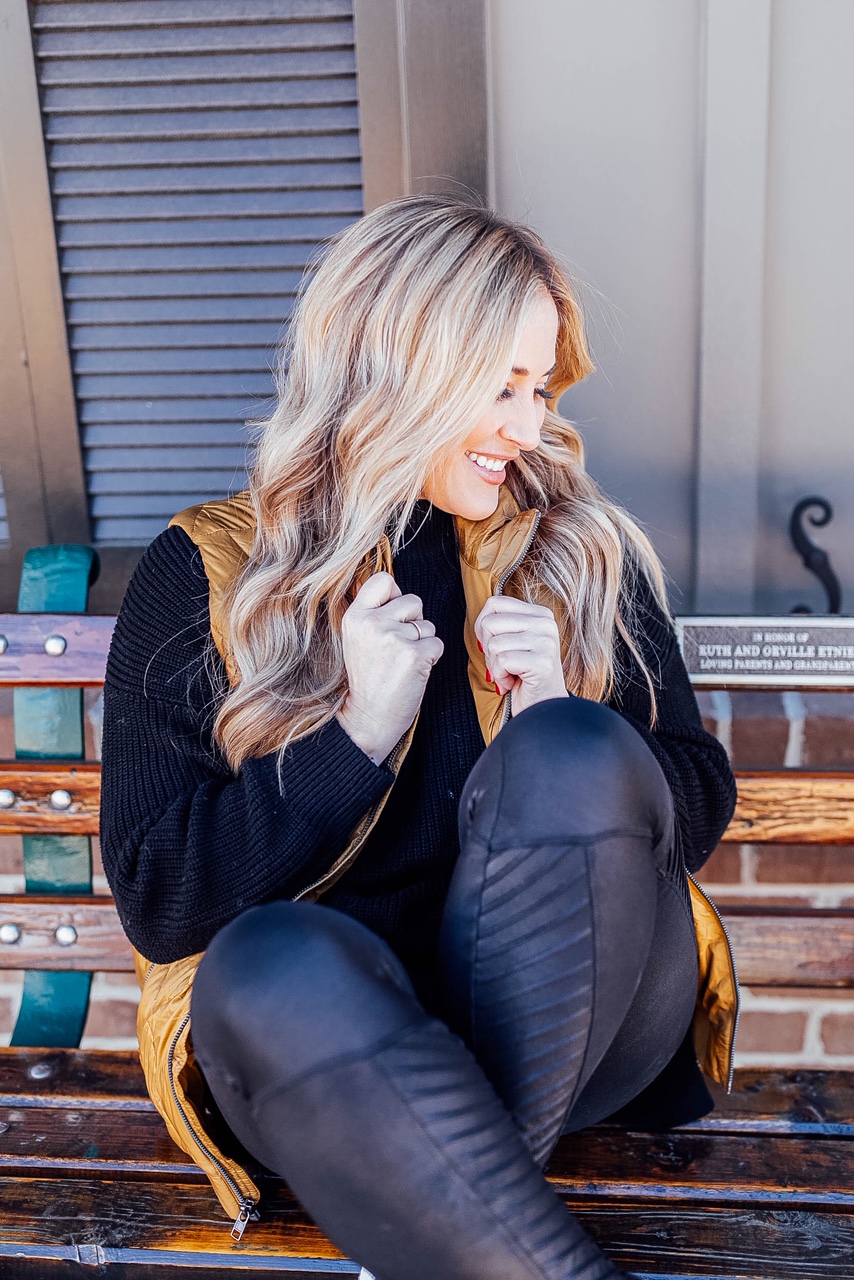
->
xmin=11 ymin=545 xmax=99 ymax=1047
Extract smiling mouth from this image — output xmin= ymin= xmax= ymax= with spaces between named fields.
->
xmin=465 ymin=451 xmax=513 ymax=476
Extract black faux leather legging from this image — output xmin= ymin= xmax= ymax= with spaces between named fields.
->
xmin=192 ymin=697 xmax=699 ymax=1280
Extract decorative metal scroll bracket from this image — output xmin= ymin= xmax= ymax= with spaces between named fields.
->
xmin=789 ymin=497 xmax=842 ymax=615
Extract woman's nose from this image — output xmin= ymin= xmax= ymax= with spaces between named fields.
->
xmin=501 ymin=398 xmax=542 ymax=452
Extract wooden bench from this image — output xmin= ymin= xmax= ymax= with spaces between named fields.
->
xmin=1 ymin=545 xmax=854 ymax=1278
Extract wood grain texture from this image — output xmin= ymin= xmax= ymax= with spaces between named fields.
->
xmin=722 ymin=908 xmax=854 ymax=987
xmin=7 ymin=1051 xmax=853 ymax=1131
xmin=2 ymin=1055 xmax=854 ymax=1276
xmin=725 ymin=771 xmax=854 ymax=843
xmin=0 ymin=1105 xmax=199 ymax=1178
xmin=0 ymin=896 xmax=133 ymax=971
xmin=0 ymin=1048 xmax=148 ymax=1107
xmin=703 ymin=1068 xmax=854 ymax=1133
xmin=4 ymin=893 xmax=851 ymax=983
xmin=1 ymin=1176 xmax=854 ymax=1278
xmin=0 ymin=614 xmax=112 ymax=685
xmin=3 ymin=765 xmax=851 ymax=847
xmin=0 ymin=763 xmax=101 ymax=834
xmin=549 ymin=1128 xmax=854 ymax=1205
xmin=573 ymin=1200 xmax=854 ymax=1279
xmin=0 ymin=1174 xmax=338 ymax=1258
xmin=4 ymin=1097 xmax=854 ymax=1207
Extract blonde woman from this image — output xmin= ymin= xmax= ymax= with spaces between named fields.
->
xmin=102 ymin=197 xmax=736 ymax=1280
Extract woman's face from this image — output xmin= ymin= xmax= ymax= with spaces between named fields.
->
xmin=421 ymin=291 xmax=560 ymax=520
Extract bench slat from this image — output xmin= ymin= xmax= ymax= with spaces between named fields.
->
xmin=721 ymin=771 xmax=854 ymax=843
xmin=0 ymin=614 xmax=112 ymax=687
xmin=0 ymin=1176 xmax=852 ymax=1278
xmin=0 ymin=1174 xmax=336 ymax=1262
xmin=3 ymin=765 xmax=853 ymax=845
xmin=0 ymin=763 xmax=101 ymax=835
xmin=3 ymin=1098 xmax=853 ymax=1207
xmin=5 ymin=1050 xmax=852 ymax=1129
xmin=702 ymin=1069 xmax=854 ymax=1135
xmin=0 ymin=897 xmax=133 ymax=971
xmin=0 ymin=1048 xmax=149 ymax=1108
xmin=0 ymin=1105 xmax=198 ymax=1179
xmin=550 ymin=1128 xmax=854 ymax=1205
xmin=0 ymin=896 xmax=849 ymax=984
xmin=721 ymin=909 xmax=854 ymax=987
xmin=572 ymin=1200 xmax=854 ymax=1280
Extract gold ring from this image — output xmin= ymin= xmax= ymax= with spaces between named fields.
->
xmin=409 ymin=619 xmax=425 ymax=641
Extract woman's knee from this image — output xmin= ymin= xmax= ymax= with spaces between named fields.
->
xmin=462 ymin=696 xmax=673 ymax=850
xmin=191 ymin=901 xmax=422 ymax=1099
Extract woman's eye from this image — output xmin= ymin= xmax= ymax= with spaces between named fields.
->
xmin=496 ymin=384 xmax=551 ymax=404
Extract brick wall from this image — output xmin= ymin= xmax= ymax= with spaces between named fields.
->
xmin=1 ymin=686 xmax=852 ymax=1065
xmin=695 ymin=690 xmax=854 ymax=1070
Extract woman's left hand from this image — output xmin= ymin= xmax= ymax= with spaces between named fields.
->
xmin=474 ymin=596 xmax=569 ymax=717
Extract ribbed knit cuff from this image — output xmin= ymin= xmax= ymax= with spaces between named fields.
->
xmin=246 ymin=716 xmax=395 ymax=852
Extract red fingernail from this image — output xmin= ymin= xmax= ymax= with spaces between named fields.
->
xmin=477 ymin=639 xmax=483 ymax=652
xmin=485 ymin=667 xmax=492 ymax=683
xmin=494 ymin=684 xmax=501 ymax=695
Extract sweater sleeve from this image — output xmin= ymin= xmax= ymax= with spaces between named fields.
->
xmin=100 ymin=525 xmax=394 ymax=964
xmin=606 ymin=571 xmax=737 ymax=873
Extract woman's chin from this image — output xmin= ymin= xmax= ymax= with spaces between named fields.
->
xmin=444 ymin=485 xmax=502 ymax=521
xmin=421 ymin=472 xmax=503 ymax=521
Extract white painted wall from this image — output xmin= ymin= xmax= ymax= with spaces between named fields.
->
xmin=757 ymin=0 xmax=854 ymax=614
xmin=489 ymin=0 xmax=854 ymax=615
xmin=489 ymin=0 xmax=703 ymax=607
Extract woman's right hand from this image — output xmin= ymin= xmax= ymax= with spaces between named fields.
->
xmin=336 ymin=572 xmax=444 ymax=765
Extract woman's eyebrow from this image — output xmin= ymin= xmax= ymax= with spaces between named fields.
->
xmin=511 ymin=363 xmax=557 ymax=378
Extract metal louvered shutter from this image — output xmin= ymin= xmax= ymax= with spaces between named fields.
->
xmin=29 ymin=0 xmax=363 ymax=544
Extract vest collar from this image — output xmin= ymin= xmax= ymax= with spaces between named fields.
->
xmin=453 ymin=485 xmax=541 ymax=595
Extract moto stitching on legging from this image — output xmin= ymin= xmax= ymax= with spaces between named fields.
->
xmin=477 ymin=871 xmax=590 ymax=939
xmin=554 ymin=844 xmax=598 ymax=1127
xmin=472 ymin=832 xmax=599 ymax=1164
xmin=370 ymin=1032 xmax=579 ymax=1280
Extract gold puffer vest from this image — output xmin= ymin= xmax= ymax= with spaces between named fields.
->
xmin=131 ymin=487 xmax=739 ymax=1237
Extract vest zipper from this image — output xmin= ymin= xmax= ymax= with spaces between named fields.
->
xmin=167 ymin=1012 xmax=258 ymax=1239
xmin=686 ymin=870 xmax=741 ymax=1094
xmin=494 ymin=510 xmax=542 ymax=730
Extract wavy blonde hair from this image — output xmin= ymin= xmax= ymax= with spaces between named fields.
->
xmin=215 ymin=195 xmax=669 ymax=768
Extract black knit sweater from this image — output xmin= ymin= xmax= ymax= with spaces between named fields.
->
xmin=100 ymin=503 xmax=736 ymax=975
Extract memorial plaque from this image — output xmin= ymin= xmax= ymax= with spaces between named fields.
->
xmin=676 ymin=616 xmax=854 ymax=688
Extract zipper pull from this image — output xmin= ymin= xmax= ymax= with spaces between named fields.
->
xmin=231 ymin=1200 xmax=256 ymax=1242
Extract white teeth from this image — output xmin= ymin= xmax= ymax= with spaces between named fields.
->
xmin=467 ymin=452 xmax=506 ymax=473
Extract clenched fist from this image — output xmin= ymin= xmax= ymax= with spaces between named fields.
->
xmin=475 ymin=595 xmax=569 ymax=717
xmin=336 ymin=572 xmax=444 ymax=765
